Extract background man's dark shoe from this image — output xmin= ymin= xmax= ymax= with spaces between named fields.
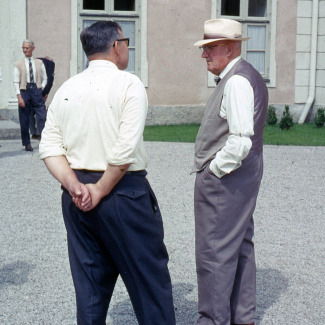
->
xmin=31 ymin=134 xmax=38 ymax=139
xmin=25 ymin=144 xmax=33 ymax=151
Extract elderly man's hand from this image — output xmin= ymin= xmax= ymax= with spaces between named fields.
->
xmin=17 ymin=95 xmax=25 ymax=108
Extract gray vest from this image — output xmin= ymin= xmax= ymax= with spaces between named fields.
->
xmin=193 ymin=59 xmax=268 ymax=172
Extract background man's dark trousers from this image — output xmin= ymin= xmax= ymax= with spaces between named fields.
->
xmin=18 ymin=83 xmax=46 ymax=146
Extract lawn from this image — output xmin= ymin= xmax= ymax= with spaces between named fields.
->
xmin=143 ymin=123 xmax=325 ymax=146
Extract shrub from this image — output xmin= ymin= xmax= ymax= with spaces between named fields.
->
xmin=314 ymin=107 xmax=325 ymax=128
xmin=280 ymin=105 xmax=294 ymax=130
xmin=266 ymin=105 xmax=278 ymax=125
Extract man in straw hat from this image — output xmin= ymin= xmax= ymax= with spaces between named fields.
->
xmin=192 ymin=19 xmax=268 ymax=325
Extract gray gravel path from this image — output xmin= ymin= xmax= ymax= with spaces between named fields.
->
xmin=0 ymin=140 xmax=324 ymax=324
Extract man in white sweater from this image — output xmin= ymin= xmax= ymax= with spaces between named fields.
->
xmin=39 ymin=21 xmax=175 ymax=325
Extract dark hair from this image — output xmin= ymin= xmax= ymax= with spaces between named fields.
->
xmin=80 ymin=21 xmax=121 ymax=56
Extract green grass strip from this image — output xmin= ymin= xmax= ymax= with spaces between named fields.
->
xmin=144 ymin=123 xmax=325 ymax=146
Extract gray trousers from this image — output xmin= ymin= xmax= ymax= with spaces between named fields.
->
xmin=194 ymin=152 xmax=263 ymax=325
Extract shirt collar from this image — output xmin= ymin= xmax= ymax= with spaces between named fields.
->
xmin=25 ymin=56 xmax=34 ymax=61
xmin=88 ymin=60 xmax=118 ymax=69
xmin=219 ymin=56 xmax=241 ymax=79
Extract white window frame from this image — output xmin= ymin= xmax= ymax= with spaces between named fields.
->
xmin=209 ymin=0 xmax=276 ymax=88
xmin=71 ymin=0 xmax=148 ymax=86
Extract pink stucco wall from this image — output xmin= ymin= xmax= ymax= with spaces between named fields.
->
xmin=147 ymin=0 xmax=298 ymax=106
xmin=147 ymin=0 xmax=214 ymax=106
xmin=26 ymin=0 xmax=298 ymax=109
xmin=268 ymin=0 xmax=297 ymax=104
xmin=27 ymin=0 xmax=71 ymax=104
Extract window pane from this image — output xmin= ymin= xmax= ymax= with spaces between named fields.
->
xmin=221 ymin=0 xmax=240 ymax=16
xmin=83 ymin=0 xmax=104 ymax=10
xmin=116 ymin=21 xmax=136 ymax=73
xmin=83 ymin=20 xmax=95 ymax=29
xmin=248 ymin=0 xmax=267 ymax=17
xmin=127 ymin=49 xmax=135 ymax=73
xmin=247 ymin=52 xmax=265 ymax=75
xmin=247 ymin=25 xmax=266 ymax=50
xmin=116 ymin=21 xmax=135 ymax=47
xmin=114 ymin=0 xmax=135 ymax=11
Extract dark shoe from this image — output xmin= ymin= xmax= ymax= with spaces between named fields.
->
xmin=232 ymin=323 xmax=254 ymax=325
xmin=36 ymin=135 xmax=41 ymax=140
xmin=25 ymin=144 xmax=33 ymax=151
xmin=31 ymin=134 xmax=38 ymax=139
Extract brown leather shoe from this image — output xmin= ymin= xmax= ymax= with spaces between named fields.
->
xmin=25 ymin=144 xmax=33 ymax=151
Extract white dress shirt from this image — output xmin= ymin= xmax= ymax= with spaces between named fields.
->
xmin=39 ymin=60 xmax=148 ymax=172
xmin=13 ymin=57 xmax=47 ymax=95
xmin=209 ymin=56 xmax=254 ymax=178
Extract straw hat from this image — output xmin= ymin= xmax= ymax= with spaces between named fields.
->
xmin=194 ymin=19 xmax=250 ymax=47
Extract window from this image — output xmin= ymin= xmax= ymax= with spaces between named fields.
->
xmin=210 ymin=0 xmax=276 ymax=86
xmin=219 ymin=0 xmax=269 ymax=78
xmin=76 ymin=0 xmax=148 ymax=85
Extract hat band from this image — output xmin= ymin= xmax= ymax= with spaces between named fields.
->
xmin=204 ymin=33 xmax=243 ymax=39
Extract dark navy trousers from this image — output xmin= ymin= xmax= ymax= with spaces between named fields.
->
xmin=18 ymin=84 xmax=46 ymax=145
xmin=61 ymin=170 xmax=176 ymax=325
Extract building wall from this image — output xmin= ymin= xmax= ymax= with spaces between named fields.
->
xmin=146 ymin=0 xmax=213 ymax=106
xmin=146 ymin=0 xmax=299 ymax=107
xmin=27 ymin=0 xmax=71 ymax=105
xmin=295 ymin=0 xmax=325 ymax=107
xmin=268 ymin=0 xmax=297 ymax=105
xmin=0 ymin=0 xmax=26 ymax=118
xmin=317 ymin=0 xmax=325 ymax=106
xmin=1 ymin=1 xmax=323 ymax=124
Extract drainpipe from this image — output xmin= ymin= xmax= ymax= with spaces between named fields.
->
xmin=298 ymin=0 xmax=319 ymax=124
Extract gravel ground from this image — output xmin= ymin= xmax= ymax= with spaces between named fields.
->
xmin=0 ymin=139 xmax=324 ymax=325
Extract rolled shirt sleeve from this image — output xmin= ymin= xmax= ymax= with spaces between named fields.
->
xmin=39 ymin=89 xmax=67 ymax=159
xmin=209 ymin=75 xmax=254 ymax=178
xmin=106 ymin=77 xmax=148 ymax=166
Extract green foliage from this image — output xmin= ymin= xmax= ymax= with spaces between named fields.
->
xmin=279 ymin=105 xmax=294 ymax=130
xmin=266 ymin=105 xmax=278 ymax=125
xmin=314 ymin=107 xmax=325 ymax=128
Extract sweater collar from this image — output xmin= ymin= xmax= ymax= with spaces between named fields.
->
xmin=88 ymin=60 xmax=118 ymax=70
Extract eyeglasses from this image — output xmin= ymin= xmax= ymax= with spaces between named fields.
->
xmin=199 ymin=44 xmax=226 ymax=54
xmin=113 ymin=38 xmax=130 ymax=47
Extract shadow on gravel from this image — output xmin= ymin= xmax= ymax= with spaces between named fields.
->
xmin=256 ymin=268 xmax=289 ymax=324
xmin=0 ymin=261 xmax=35 ymax=289
xmin=108 ymin=282 xmax=197 ymax=324
xmin=108 ymin=270 xmax=288 ymax=324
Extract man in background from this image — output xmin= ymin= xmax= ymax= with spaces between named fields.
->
xmin=13 ymin=40 xmax=47 ymax=151
xmin=30 ymin=56 xmax=55 ymax=140
xmin=192 ymin=19 xmax=268 ymax=325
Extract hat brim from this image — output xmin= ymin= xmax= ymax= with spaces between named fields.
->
xmin=194 ymin=37 xmax=250 ymax=47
